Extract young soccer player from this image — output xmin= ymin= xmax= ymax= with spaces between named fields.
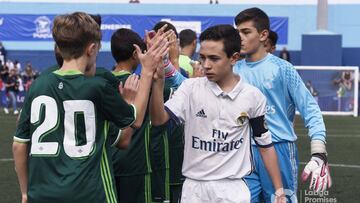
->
xmin=110 ymin=28 xmax=152 ymax=203
xmin=12 ymin=12 xmax=168 ymax=203
xmin=150 ymin=24 xmax=286 ymax=203
xmin=233 ymin=7 xmax=331 ymax=202
xmin=110 ymin=27 xmax=176 ymax=203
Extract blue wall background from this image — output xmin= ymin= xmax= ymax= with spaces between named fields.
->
xmin=1 ymin=2 xmax=360 ymax=69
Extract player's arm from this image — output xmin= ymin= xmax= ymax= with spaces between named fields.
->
xmin=109 ymin=126 xmax=134 ymax=149
xmin=150 ymin=67 xmax=170 ymax=126
xmin=130 ymin=29 xmax=170 ymax=129
xmin=116 ymin=128 xmax=134 ymax=149
xmin=163 ymin=60 xmax=187 ymax=89
xmin=250 ymin=91 xmax=285 ymax=203
xmin=258 ymin=146 xmax=285 ymax=203
xmin=150 ymin=67 xmax=191 ymax=127
xmin=13 ymin=96 xmax=31 ymax=203
xmin=13 ymin=141 xmax=29 ymax=203
xmin=284 ymin=65 xmax=331 ymax=191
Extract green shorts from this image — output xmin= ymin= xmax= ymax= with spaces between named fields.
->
xmin=151 ymin=169 xmax=170 ymax=203
xmin=170 ymin=183 xmax=183 ymax=203
xmin=115 ymin=174 xmax=152 ymax=203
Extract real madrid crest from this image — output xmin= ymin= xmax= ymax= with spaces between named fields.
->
xmin=237 ymin=112 xmax=249 ymax=126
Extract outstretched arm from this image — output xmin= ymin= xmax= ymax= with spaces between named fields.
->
xmin=150 ymin=65 xmax=170 ymax=126
xmin=13 ymin=142 xmax=29 ymax=203
xmin=131 ymin=27 xmax=170 ymax=129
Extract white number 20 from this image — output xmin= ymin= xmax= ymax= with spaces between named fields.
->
xmin=30 ymin=96 xmax=96 ymax=158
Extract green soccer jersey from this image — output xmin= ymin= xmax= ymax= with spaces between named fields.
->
xmin=14 ymin=69 xmax=136 ymax=203
xmin=151 ymin=85 xmax=185 ymax=184
xmin=111 ymin=71 xmax=152 ymax=176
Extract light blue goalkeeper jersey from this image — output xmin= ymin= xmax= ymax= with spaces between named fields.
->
xmin=233 ymin=53 xmax=326 ymax=143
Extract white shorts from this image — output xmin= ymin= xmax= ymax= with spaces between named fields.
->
xmin=181 ymin=178 xmax=250 ymax=203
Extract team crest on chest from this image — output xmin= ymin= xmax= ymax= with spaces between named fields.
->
xmin=58 ymin=82 xmax=63 ymax=89
xmin=236 ymin=112 xmax=249 ymax=126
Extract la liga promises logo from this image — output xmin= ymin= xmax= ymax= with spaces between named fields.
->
xmin=271 ymin=189 xmax=297 ymax=203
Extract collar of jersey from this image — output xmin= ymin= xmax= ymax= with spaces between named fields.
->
xmin=245 ymin=53 xmax=271 ymax=67
xmin=112 ymin=70 xmax=131 ymax=76
xmin=53 ymin=69 xmax=83 ymax=76
xmin=208 ymin=77 xmax=245 ymax=100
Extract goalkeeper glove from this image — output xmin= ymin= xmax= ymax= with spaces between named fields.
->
xmin=301 ymin=140 xmax=332 ymax=192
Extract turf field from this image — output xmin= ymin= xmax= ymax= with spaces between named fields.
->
xmin=0 ymin=112 xmax=359 ymax=203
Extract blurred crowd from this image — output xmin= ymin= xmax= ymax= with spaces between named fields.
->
xmin=0 ymin=53 xmax=39 ymax=114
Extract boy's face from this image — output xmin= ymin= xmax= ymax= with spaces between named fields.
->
xmin=237 ymin=21 xmax=267 ymax=56
xmin=199 ymin=40 xmax=236 ymax=83
xmin=265 ymin=39 xmax=276 ymax=53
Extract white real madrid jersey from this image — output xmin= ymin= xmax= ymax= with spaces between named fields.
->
xmin=165 ymin=77 xmax=271 ymax=181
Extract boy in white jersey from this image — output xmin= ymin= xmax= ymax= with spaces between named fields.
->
xmin=233 ymin=7 xmax=332 ymax=202
xmin=149 ymin=24 xmax=286 ymax=203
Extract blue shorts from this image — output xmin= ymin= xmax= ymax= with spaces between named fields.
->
xmin=245 ymin=142 xmax=299 ymax=203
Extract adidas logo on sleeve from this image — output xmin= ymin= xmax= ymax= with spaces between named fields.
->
xmin=195 ymin=109 xmax=207 ymax=118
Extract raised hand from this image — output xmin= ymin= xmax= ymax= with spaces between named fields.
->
xmin=134 ymin=31 xmax=170 ymax=74
xmin=119 ymin=74 xmax=139 ymax=104
xmin=168 ymin=31 xmax=180 ymax=69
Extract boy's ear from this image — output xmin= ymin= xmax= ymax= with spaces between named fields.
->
xmin=132 ymin=49 xmax=139 ymax=60
xmin=259 ymin=29 xmax=269 ymax=43
xmin=87 ymin=42 xmax=99 ymax=56
xmin=230 ymin=52 xmax=241 ymax=65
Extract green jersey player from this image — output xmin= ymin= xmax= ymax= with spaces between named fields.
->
xmin=12 ymin=12 xmax=169 ymax=203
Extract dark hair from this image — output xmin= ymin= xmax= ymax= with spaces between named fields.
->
xmin=268 ymin=30 xmax=278 ymax=46
xmin=199 ymin=24 xmax=240 ymax=58
xmin=234 ymin=7 xmax=270 ymax=33
xmin=89 ymin=14 xmax=102 ymax=27
xmin=111 ymin=28 xmax=146 ymax=63
xmin=179 ymin=29 xmax=197 ymax=48
xmin=153 ymin=21 xmax=178 ymax=38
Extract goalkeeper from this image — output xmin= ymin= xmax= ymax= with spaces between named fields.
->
xmin=233 ymin=7 xmax=332 ymax=202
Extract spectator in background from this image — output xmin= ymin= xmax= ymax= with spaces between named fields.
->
xmin=0 ymin=42 xmax=5 ymax=66
xmin=6 ymin=59 xmax=14 ymax=71
xmin=0 ymin=61 xmax=8 ymax=81
xmin=129 ymin=0 xmax=140 ymax=3
xmin=265 ymin=30 xmax=278 ymax=54
xmin=21 ymin=63 xmax=36 ymax=91
xmin=179 ymin=29 xmax=197 ymax=77
xmin=14 ymin=60 xmax=21 ymax=73
xmin=279 ymin=47 xmax=291 ymax=62
xmin=4 ymin=68 xmax=19 ymax=115
xmin=306 ymin=81 xmax=319 ymax=103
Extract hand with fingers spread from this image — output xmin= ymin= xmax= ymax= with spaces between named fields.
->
xmin=301 ymin=153 xmax=332 ymax=192
xmin=134 ymin=32 xmax=170 ymax=74
xmin=144 ymin=24 xmax=172 ymax=50
xmin=168 ymin=31 xmax=180 ymax=69
xmin=119 ymin=74 xmax=139 ymax=104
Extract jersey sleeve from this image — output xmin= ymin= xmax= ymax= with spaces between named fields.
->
xmin=100 ymin=82 xmax=136 ymax=129
xmin=249 ymin=89 xmax=273 ymax=148
xmin=164 ymin=79 xmax=192 ymax=124
xmin=283 ymin=64 xmax=326 ymax=142
xmin=14 ymin=90 xmax=32 ymax=143
xmin=107 ymin=122 xmax=122 ymax=147
xmin=95 ymin=68 xmax=120 ymax=89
